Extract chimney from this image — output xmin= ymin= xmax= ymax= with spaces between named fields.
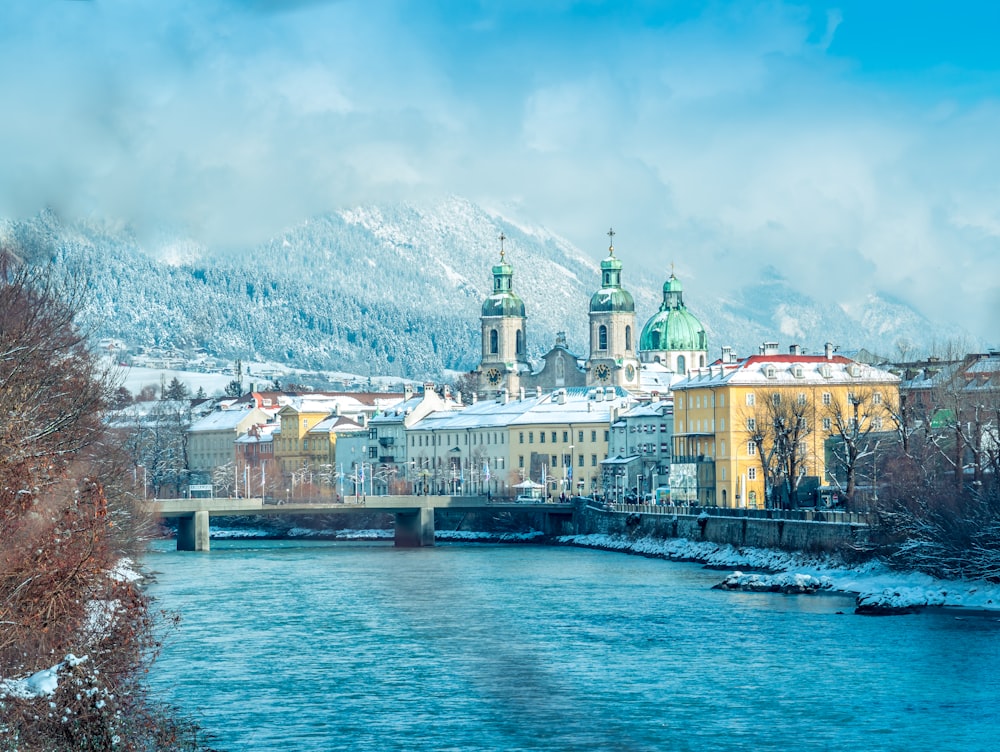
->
xmin=825 ymin=342 xmax=834 ymax=360
xmin=403 ymin=383 xmax=414 ymax=400
xmin=472 ymin=393 xmax=478 ymax=404
xmin=721 ymin=346 xmax=733 ymax=364
xmin=789 ymin=344 xmax=801 ymax=355
xmin=498 ymin=388 xmax=509 ymax=405
xmin=536 ymin=386 xmax=542 ymax=398
xmin=556 ymin=388 xmax=567 ymax=405
xmin=761 ymin=342 xmax=779 ymax=356
xmin=519 ymin=387 xmax=525 ymax=401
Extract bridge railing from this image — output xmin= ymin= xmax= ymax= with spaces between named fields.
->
xmin=586 ymin=501 xmax=872 ymax=525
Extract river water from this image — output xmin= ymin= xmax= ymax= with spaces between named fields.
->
xmin=145 ymin=540 xmax=1000 ymax=752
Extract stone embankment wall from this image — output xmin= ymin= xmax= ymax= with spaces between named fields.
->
xmin=575 ymin=503 xmax=871 ymax=554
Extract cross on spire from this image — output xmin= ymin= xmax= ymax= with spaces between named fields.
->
xmin=607 ymin=226 xmax=616 ymax=256
xmin=499 ymin=231 xmax=507 ymax=261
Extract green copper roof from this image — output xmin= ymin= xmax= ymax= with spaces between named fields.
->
xmin=639 ymin=273 xmax=707 ymax=351
xmin=482 ymin=247 xmax=525 ymax=317
xmin=589 ymin=245 xmax=634 ymax=313
xmin=589 ymin=287 xmax=635 ymax=313
xmin=482 ymin=293 xmax=526 ymax=317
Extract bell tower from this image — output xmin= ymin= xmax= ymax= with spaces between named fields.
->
xmin=585 ymin=228 xmax=639 ymax=390
xmin=476 ymin=233 xmax=529 ymax=396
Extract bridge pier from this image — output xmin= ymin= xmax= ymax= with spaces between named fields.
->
xmin=394 ymin=508 xmax=435 ymax=547
xmin=177 ymin=511 xmax=211 ymax=551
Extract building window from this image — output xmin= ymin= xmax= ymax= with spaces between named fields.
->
xmin=563 ymin=431 xmax=569 ymax=443
xmin=551 ymin=455 xmax=557 ymax=466
xmin=519 ymin=456 xmax=524 ymax=468
xmin=490 ymin=329 xmax=499 ymax=354
xmin=823 ymin=392 xmax=832 ymax=405
xmin=745 ymin=392 xmax=755 ymax=407
xmin=591 ymin=455 xmax=597 ymax=466
xmin=771 ymin=393 xmax=781 ymax=405
xmin=551 ymin=431 xmax=557 ymax=443
xmin=598 ymin=325 xmax=608 ymax=350
xmin=873 ymin=392 xmax=882 ymax=404
xmin=604 ymin=430 xmax=609 ymax=441
xmin=578 ymin=454 xmax=584 ymax=467
xmin=797 ymin=393 xmax=806 ymax=406
xmin=747 ymin=418 xmax=756 ymax=431
xmin=519 ymin=432 xmax=524 ymax=444
xmin=873 ymin=417 xmax=883 ymax=429
xmin=578 ymin=431 xmax=584 ymax=443
xmin=516 ymin=329 xmax=523 ymax=354
xmin=540 ymin=432 xmax=546 ymax=444
xmin=529 ymin=432 xmax=534 ymax=443
xmin=747 ymin=441 xmax=756 ymax=456
xmin=823 ymin=417 xmax=831 ymax=431
xmin=748 ymin=467 xmax=757 ymax=481
xmin=625 ymin=325 xmax=632 ymax=351
xmin=677 ymin=355 xmax=686 ymax=374
xmin=591 ymin=430 xmax=596 ymax=442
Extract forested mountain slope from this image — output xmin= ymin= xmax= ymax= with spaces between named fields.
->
xmin=0 ymin=199 xmax=964 ymax=379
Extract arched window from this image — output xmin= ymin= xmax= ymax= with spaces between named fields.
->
xmin=516 ymin=329 xmax=523 ymax=355
xmin=625 ymin=325 xmax=632 ymax=351
xmin=598 ymin=325 xmax=608 ymax=350
xmin=651 ymin=331 xmax=660 ymax=350
xmin=677 ymin=355 xmax=686 ymax=374
xmin=699 ymin=355 xmax=706 ymax=367
xmin=489 ymin=329 xmax=498 ymax=354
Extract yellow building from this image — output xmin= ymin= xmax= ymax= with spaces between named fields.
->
xmin=671 ymin=343 xmax=899 ymax=508
xmin=407 ymin=386 xmax=631 ymax=498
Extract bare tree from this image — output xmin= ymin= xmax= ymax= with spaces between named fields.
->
xmin=824 ymin=387 xmax=890 ymax=509
xmin=0 ymin=251 xmax=212 ymax=749
xmin=742 ymin=390 xmax=814 ymax=508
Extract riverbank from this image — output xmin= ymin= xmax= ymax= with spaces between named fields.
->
xmin=554 ymin=532 xmax=1000 ymax=615
xmin=198 ymin=521 xmax=1000 ymax=615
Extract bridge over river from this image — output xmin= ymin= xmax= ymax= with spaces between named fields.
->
xmin=152 ymin=496 xmax=575 ymax=551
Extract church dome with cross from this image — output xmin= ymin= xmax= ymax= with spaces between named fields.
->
xmin=588 ymin=232 xmax=635 ymax=313
xmin=638 ymin=271 xmax=708 ymax=375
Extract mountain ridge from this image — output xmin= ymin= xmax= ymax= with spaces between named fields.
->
xmin=0 ymin=198 xmax=972 ymax=379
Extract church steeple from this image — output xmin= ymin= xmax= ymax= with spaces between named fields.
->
xmin=477 ymin=232 xmax=529 ymax=396
xmin=586 ymin=227 xmax=639 ymax=389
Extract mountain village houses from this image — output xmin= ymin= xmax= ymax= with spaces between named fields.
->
xmin=143 ymin=234 xmax=998 ymax=508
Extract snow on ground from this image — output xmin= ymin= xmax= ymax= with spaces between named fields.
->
xmin=0 ymin=655 xmax=88 ymax=700
xmin=557 ymin=533 xmax=1000 ymax=613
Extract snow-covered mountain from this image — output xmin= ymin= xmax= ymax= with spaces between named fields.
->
xmin=0 ymin=199 xmax=968 ymax=379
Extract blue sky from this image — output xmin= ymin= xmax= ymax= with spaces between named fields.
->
xmin=1 ymin=0 xmax=997 ymax=345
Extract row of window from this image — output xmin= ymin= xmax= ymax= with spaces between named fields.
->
xmin=516 ymin=454 xmax=600 ymax=468
xmin=410 ymin=432 xmax=507 ymax=448
xmin=518 ymin=429 xmax=609 ymax=444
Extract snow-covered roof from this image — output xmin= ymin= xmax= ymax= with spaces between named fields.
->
xmin=189 ymin=407 xmax=264 ymax=433
xmin=673 ymin=354 xmax=899 ymax=390
xmin=409 ymin=387 xmax=634 ymax=432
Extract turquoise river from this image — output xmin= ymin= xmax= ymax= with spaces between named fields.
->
xmin=145 ymin=540 xmax=1000 ymax=752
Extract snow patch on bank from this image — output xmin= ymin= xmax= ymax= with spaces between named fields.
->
xmin=558 ymin=533 xmax=1000 ymax=613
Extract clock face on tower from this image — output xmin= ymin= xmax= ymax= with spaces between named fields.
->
xmin=594 ymin=363 xmax=611 ymax=383
xmin=486 ymin=367 xmax=503 ymax=386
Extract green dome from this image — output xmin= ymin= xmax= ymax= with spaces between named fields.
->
xmin=482 ymin=249 xmax=524 ymax=317
xmin=639 ymin=273 xmax=707 ymax=351
xmin=589 ymin=246 xmax=634 ymax=313
xmin=589 ymin=288 xmax=635 ymax=313
xmin=482 ymin=292 xmax=526 ymax=318
xmin=639 ymin=308 xmax=706 ymax=351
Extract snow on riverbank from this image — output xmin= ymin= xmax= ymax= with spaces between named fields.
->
xmin=557 ymin=533 xmax=1000 ymax=614
xmin=201 ymin=524 xmax=1000 ymax=613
